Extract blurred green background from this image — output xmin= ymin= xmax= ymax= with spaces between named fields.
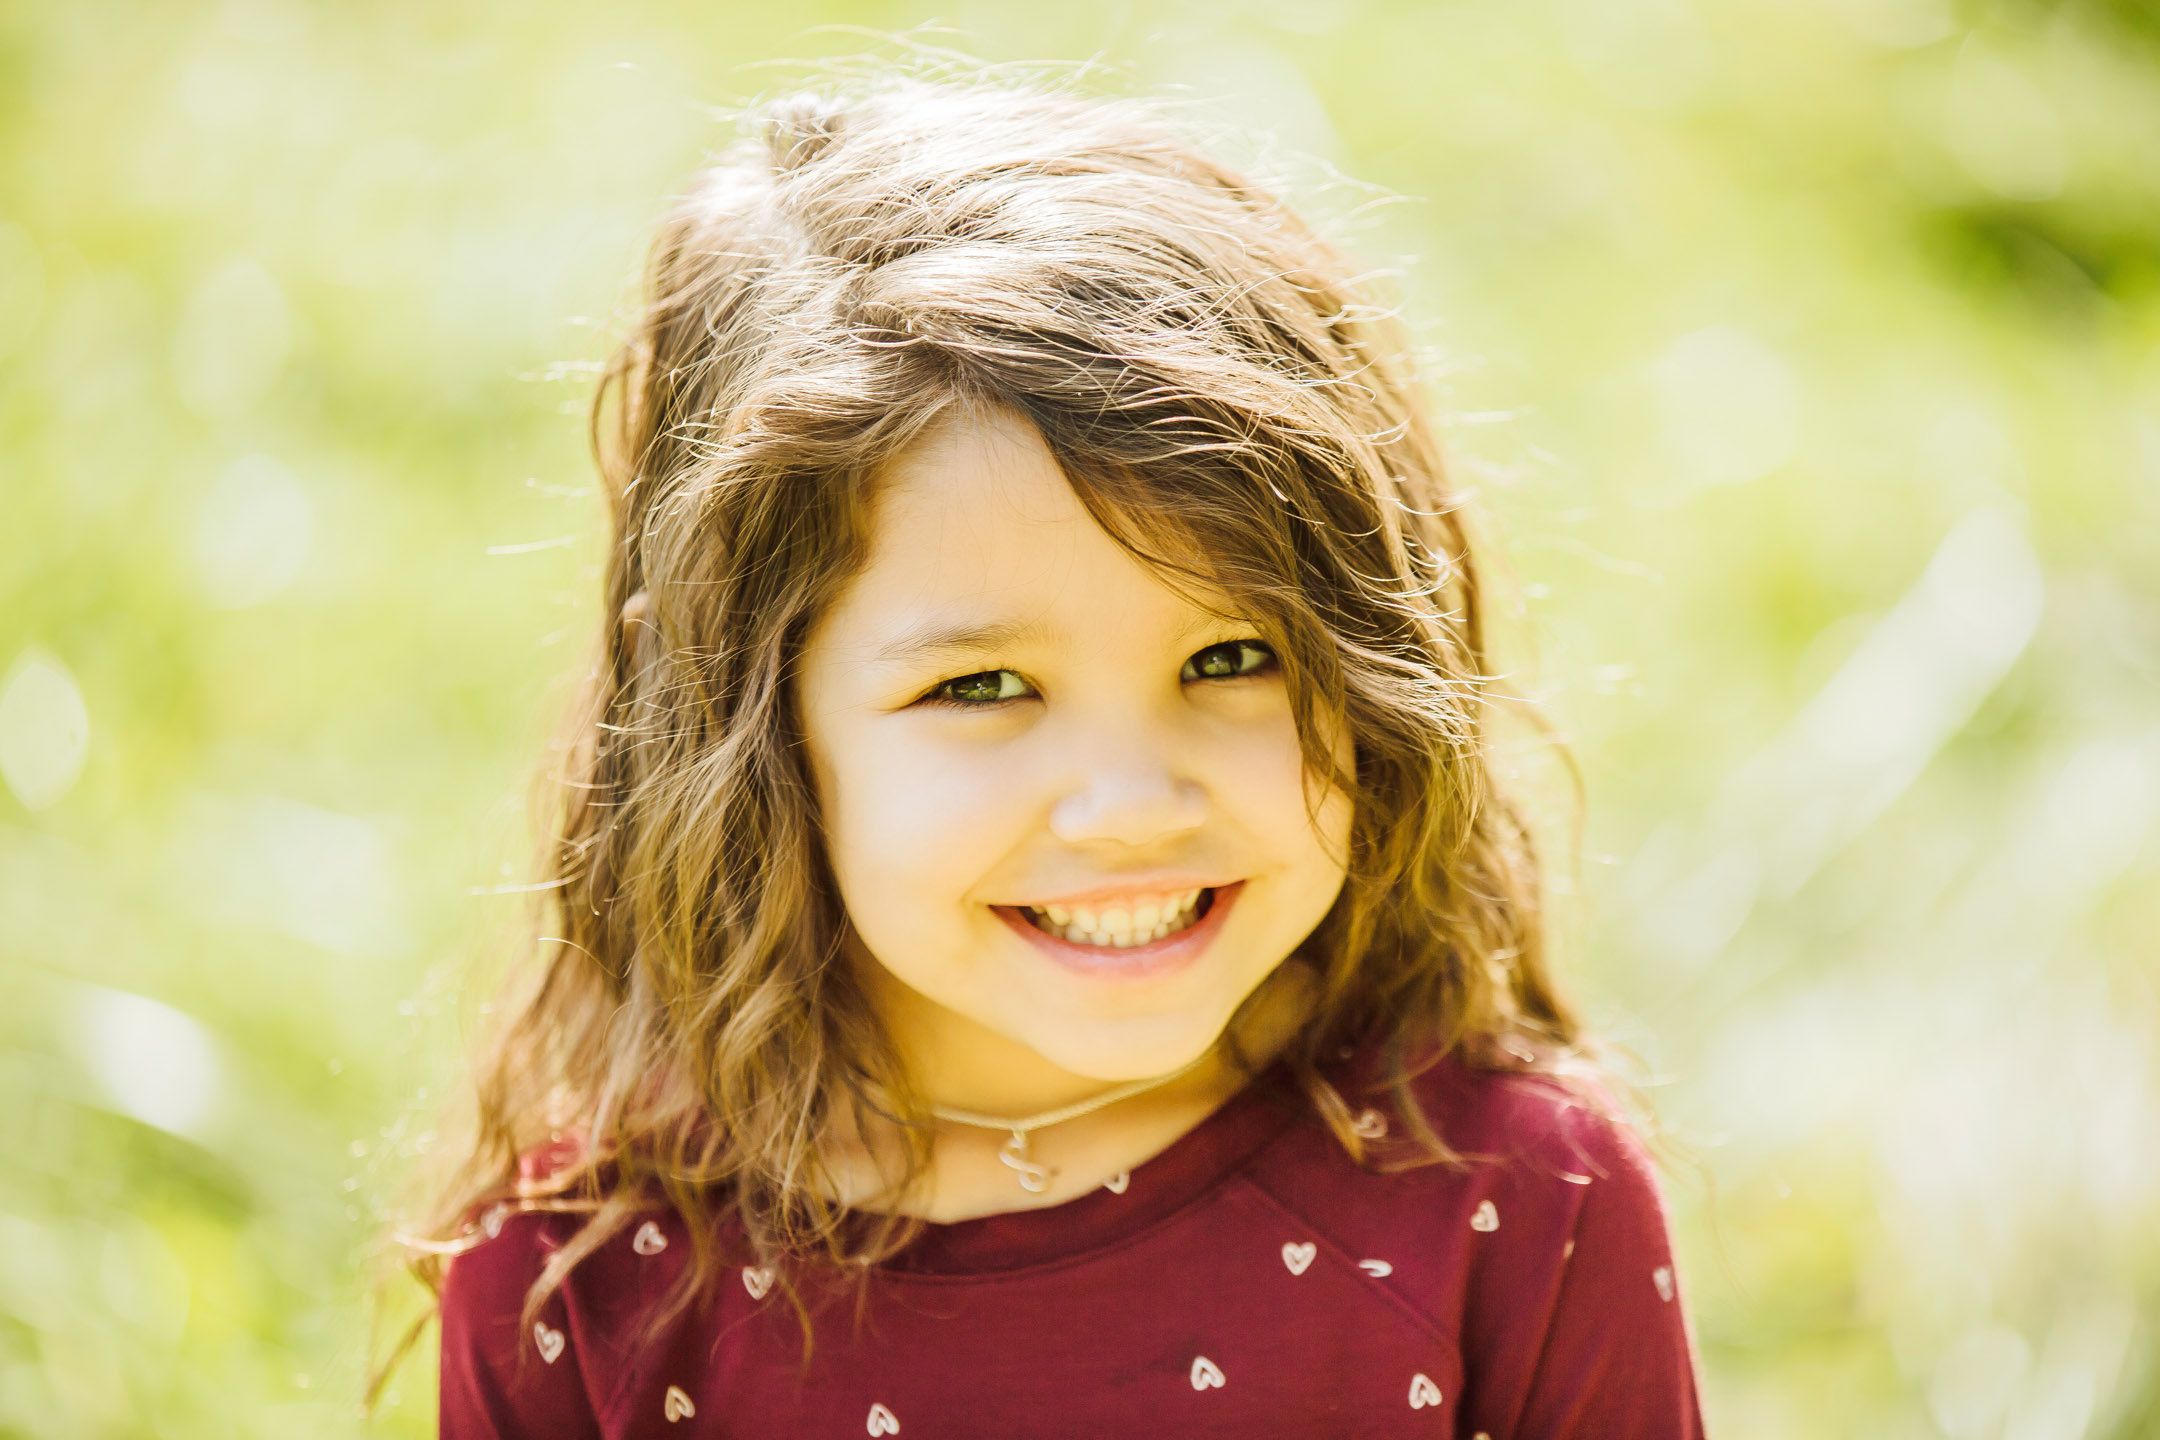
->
xmin=2 ymin=0 xmax=2156 ymax=1434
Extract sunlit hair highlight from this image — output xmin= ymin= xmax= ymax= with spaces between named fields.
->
xmin=392 ymin=71 xmax=1585 ymax=1377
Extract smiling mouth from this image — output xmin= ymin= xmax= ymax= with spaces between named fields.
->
xmin=1019 ymin=888 xmax=1217 ymax=948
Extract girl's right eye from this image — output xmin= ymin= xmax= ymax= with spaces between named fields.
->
xmin=929 ymin=670 xmax=1032 ymax=706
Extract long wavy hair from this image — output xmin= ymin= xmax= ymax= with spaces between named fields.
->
xmin=390 ymin=71 xmax=1584 ymax=1377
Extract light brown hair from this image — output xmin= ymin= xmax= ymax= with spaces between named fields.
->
xmin=392 ymin=70 xmax=1583 ymax=1372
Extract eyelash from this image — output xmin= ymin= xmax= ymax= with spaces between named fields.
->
xmin=923 ymin=640 xmax=1279 ymax=708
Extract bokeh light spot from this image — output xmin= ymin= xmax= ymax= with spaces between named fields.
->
xmin=193 ymin=453 xmax=314 ymax=609
xmin=1824 ymin=0 xmax=1954 ymax=49
xmin=1944 ymin=41 xmax=2067 ymax=203
xmin=76 ymin=987 xmax=221 ymax=1138
xmin=1799 ymin=509 xmax=2041 ymax=769
xmin=176 ymin=793 xmax=412 ymax=958
xmin=1653 ymin=325 xmax=1800 ymax=490
xmin=172 ymin=257 xmax=290 ymax=419
xmin=0 ymin=648 xmax=90 ymax=812
xmin=1930 ymin=1325 xmax=2032 ymax=1438
xmin=2041 ymin=737 xmax=2154 ymax=886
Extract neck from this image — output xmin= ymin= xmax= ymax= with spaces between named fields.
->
xmin=862 ymin=961 xmax=1208 ymax=1119
xmin=821 ymin=961 xmax=1319 ymax=1222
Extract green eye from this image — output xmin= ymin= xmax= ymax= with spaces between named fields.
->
xmin=933 ymin=670 xmax=1031 ymax=705
xmin=1182 ymin=640 xmax=1276 ymax=682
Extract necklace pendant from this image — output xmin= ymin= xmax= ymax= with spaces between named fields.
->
xmin=998 ymin=1131 xmax=1053 ymax=1193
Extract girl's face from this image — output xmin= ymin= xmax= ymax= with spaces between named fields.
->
xmin=797 ymin=407 xmax=1353 ymax=1088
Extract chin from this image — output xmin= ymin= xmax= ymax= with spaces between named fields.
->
xmin=1018 ymin=1012 xmax=1233 ymax=1082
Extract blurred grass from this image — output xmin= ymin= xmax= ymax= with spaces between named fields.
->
xmin=1 ymin=1 xmax=2156 ymax=1435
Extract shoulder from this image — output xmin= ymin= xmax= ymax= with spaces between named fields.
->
xmin=437 ymin=1207 xmax=605 ymax=1439
xmin=437 ymin=1170 xmax=694 ymax=1437
xmin=1242 ymin=1050 xmax=1667 ymax=1280
xmin=1391 ymin=1053 xmax=1674 ymax=1286
xmin=1239 ymin=1047 xmax=1683 ymax=1330
xmin=438 ymin=1137 xmax=598 ymax=1344
xmin=440 ymin=1194 xmax=686 ymax=1350
xmin=439 ymin=1135 xmax=664 ymax=1334
xmin=439 ymin=1203 xmax=572 ymax=1331
xmin=1397 ymin=1049 xmax=1650 ymax=1177
xmin=1420 ymin=1052 xmax=1653 ymax=1213
xmin=1381 ymin=1054 xmax=1701 ymax=1437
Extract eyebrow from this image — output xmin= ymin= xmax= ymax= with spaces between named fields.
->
xmin=871 ymin=611 xmax=1236 ymax=669
xmin=873 ymin=617 xmax=1061 ymax=668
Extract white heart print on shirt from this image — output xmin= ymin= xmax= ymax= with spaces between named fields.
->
xmin=532 ymin=1321 xmax=564 ymax=1365
xmin=1190 ymin=1356 xmax=1226 ymax=1390
xmin=1470 ymin=1200 xmax=1499 ymax=1232
xmin=1358 ymin=1258 xmax=1394 ymax=1277
xmin=1408 ymin=1373 xmax=1442 ymax=1409
xmin=1103 ymin=1171 xmax=1130 ymax=1194
xmin=866 ymin=1402 xmax=900 ymax=1435
xmin=1281 ymin=1241 xmax=1316 ymax=1275
xmin=632 ymin=1221 xmax=668 ymax=1256
xmin=1350 ymin=1109 xmax=1388 ymax=1140
xmin=1653 ymin=1265 xmax=1675 ymax=1302
xmin=742 ymin=1265 xmax=775 ymax=1300
xmin=664 ymin=1386 xmax=695 ymax=1422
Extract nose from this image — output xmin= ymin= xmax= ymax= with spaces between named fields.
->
xmin=1047 ymin=753 xmax=1209 ymax=849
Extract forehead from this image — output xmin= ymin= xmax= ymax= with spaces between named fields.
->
xmin=874 ymin=405 xmax=1082 ymax=555
xmin=822 ymin=406 xmax=1227 ymax=654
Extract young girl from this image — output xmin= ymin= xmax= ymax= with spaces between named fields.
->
xmin=416 ymin=74 xmax=1703 ymax=1438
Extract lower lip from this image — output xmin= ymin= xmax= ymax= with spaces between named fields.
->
xmin=993 ymin=883 xmax=1246 ymax=980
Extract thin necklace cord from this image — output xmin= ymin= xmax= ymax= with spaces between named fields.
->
xmin=926 ymin=1050 xmax=1215 ymax=1193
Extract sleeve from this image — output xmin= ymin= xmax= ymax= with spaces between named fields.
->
xmin=438 ymin=1212 xmax=606 ymax=1440
xmin=1511 ymin=1115 xmax=1705 ymax=1439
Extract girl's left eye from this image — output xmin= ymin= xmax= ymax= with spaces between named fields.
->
xmin=930 ymin=669 xmax=1032 ymax=706
xmin=1181 ymin=640 xmax=1277 ymax=682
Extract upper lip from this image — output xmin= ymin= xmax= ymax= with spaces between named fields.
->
xmin=999 ymin=878 xmax=1237 ymax=909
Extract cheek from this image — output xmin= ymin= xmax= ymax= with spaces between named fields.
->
xmin=1203 ymin=706 xmax=1354 ymax=879
xmin=816 ymin=722 xmax=1029 ymax=935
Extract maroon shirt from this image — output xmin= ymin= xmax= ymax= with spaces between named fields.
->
xmin=440 ymin=1054 xmax=1704 ymax=1438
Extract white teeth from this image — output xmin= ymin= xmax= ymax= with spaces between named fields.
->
xmin=1023 ymin=889 xmax=1210 ymax=947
